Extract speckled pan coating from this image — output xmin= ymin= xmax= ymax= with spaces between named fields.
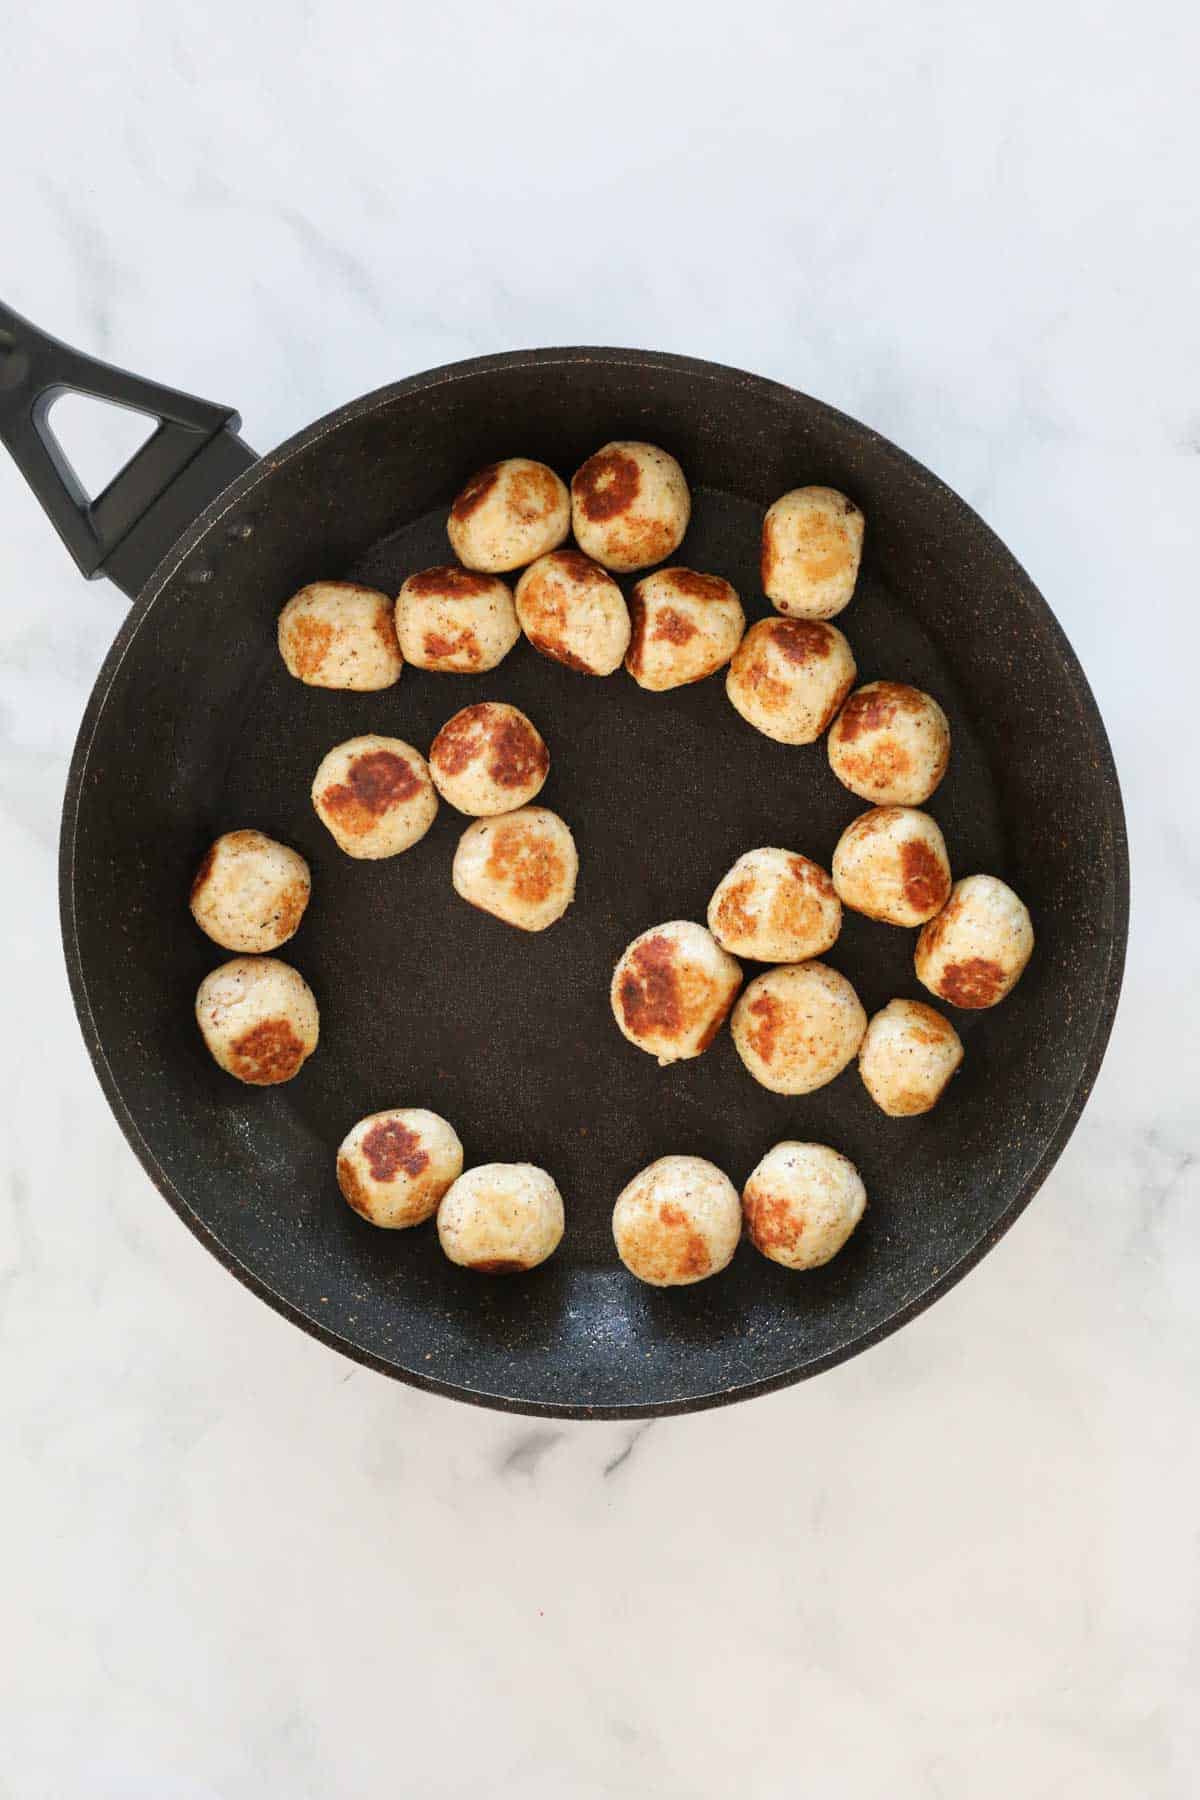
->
xmin=58 ymin=347 xmax=1128 ymax=1419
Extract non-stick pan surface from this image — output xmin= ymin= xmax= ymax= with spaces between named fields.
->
xmin=60 ymin=349 xmax=1127 ymax=1416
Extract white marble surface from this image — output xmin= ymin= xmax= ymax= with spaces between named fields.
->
xmin=2 ymin=2 xmax=1198 ymax=1794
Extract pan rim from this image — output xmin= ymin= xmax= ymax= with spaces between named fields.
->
xmin=58 ymin=345 xmax=1130 ymax=1418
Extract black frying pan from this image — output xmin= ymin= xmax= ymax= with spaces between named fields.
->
xmin=0 ymin=302 xmax=1128 ymax=1418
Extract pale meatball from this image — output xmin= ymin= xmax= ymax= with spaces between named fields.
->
xmin=707 ymin=848 xmax=841 ymax=963
xmin=915 ymin=874 xmax=1034 ymax=1009
xmin=726 ymin=618 xmax=856 ymax=745
xmin=731 ymin=963 xmax=866 ymax=1095
xmin=828 ymin=681 xmax=951 ymax=806
xmin=742 ymin=1142 xmax=866 ymax=1270
xmin=195 ymin=956 xmax=318 ymax=1086
xmin=831 ymin=807 xmax=952 ymax=927
xmin=336 ymin=1108 xmax=464 ymax=1228
xmin=612 ymin=1155 xmax=741 ymax=1287
xmin=277 ymin=580 xmax=402 ymax=690
xmin=395 ymin=567 xmax=519 ymax=673
xmin=571 ymin=441 xmax=690 ymax=573
xmin=625 ymin=569 xmax=746 ymax=691
xmin=429 ymin=702 xmax=549 ymax=815
xmin=611 ymin=920 xmax=743 ymax=1066
xmin=859 ymin=999 xmax=964 ymax=1117
xmin=514 ymin=549 xmax=631 ymax=675
xmin=446 ymin=459 xmax=570 ymax=573
xmin=761 ymin=487 xmax=864 ymax=620
xmin=452 ymin=806 xmax=578 ymax=932
xmin=311 ymin=735 xmax=437 ymax=859
xmin=189 ymin=830 xmax=310 ymax=953
xmin=437 ymin=1163 xmax=564 ymax=1272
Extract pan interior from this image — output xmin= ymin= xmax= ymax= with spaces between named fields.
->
xmin=67 ymin=356 xmax=1122 ymax=1413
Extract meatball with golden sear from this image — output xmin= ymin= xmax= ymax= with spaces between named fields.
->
xmin=336 ymin=1108 xmax=464 ymax=1229
xmin=514 ymin=549 xmax=631 ymax=676
xmin=915 ymin=874 xmax=1034 ymax=1009
xmin=437 ymin=1163 xmax=565 ymax=1273
xmin=195 ymin=956 xmax=319 ymax=1086
xmin=832 ymin=806 xmax=952 ymax=928
xmin=611 ymin=920 xmax=743 ymax=1066
xmin=571 ymin=441 xmax=690 ymax=573
xmin=625 ymin=569 xmax=745 ymax=691
xmin=761 ymin=486 xmax=864 ymax=620
xmin=452 ymin=806 xmax=578 ymax=932
xmin=189 ymin=829 xmax=310 ymax=954
xmin=311 ymin=735 xmax=438 ymax=859
xmin=742 ymin=1142 xmax=866 ymax=1269
xmin=726 ymin=617 xmax=857 ymax=744
xmin=612 ymin=1155 xmax=741 ymax=1287
xmin=828 ymin=681 xmax=951 ymax=806
xmin=429 ymin=702 xmax=549 ymax=816
xmin=707 ymin=848 xmax=841 ymax=963
xmin=395 ymin=567 xmax=520 ymax=673
xmin=446 ymin=458 xmax=570 ymax=573
xmin=277 ymin=581 xmax=402 ymax=690
xmin=731 ymin=963 xmax=866 ymax=1095
xmin=859 ymin=999 xmax=964 ymax=1117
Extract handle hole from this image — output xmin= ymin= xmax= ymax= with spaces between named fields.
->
xmin=44 ymin=391 xmax=159 ymax=502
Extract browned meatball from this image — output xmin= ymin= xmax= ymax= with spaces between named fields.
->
xmin=726 ymin=617 xmax=857 ymax=744
xmin=828 ymin=681 xmax=951 ymax=806
xmin=514 ymin=549 xmax=630 ymax=675
xmin=195 ymin=957 xmax=319 ymax=1086
xmin=731 ymin=963 xmax=866 ymax=1094
xmin=395 ymin=567 xmax=519 ymax=672
xmin=832 ymin=807 xmax=952 ymax=927
xmin=452 ymin=807 xmax=578 ymax=932
xmin=914 ymin=875 xmax=1034 ymax=1008
xmin=626 ymin=569 xmax=745 ymax=691
xmin=447 ymin=459 xmax=570 ymax=572
xmin=570 ymin=441 xmax=690 ymax=572
xmin=311 ymin=736 xmax=438 ymax=859
xmin=612 ymin=1156 xmax=741 ymax=1286
xmin=611 ymin=921 xmax=743 ymax=1065
xmin=429 ymin=703 xmax=549 ymax=815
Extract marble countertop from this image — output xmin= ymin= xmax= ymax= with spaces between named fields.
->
xmin=3 ymin=2 xmax=1197 ymax=1794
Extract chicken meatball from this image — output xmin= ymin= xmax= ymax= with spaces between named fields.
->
xmin=276 ymin=580 xmax=402 ymax=690
xmin=336 ymin=1108 xmax=464 ymax=1228
xmin=707 ymin=848 xmax=841 ymax=963
xmin=915 ymin=874 xmax=1034 ymax=1009
xmin=437 ymin=1163 xmax=564 ymax=1272
xmin=859 ymin=999 xmax=964 ymax=1117
xmin=395 ymin=567 xmax=519 ymax=673
xmin=195 ymin=956 xmax=318 ymax=1086
xmin=612 ymin=1155 xmax=741 ymax=1287
xmin=452 ymin=806 xmax=578 ymax=932
xmin=761 ymin=486 xmax=864 ymax=620
xmin=828 ymin=681 xmax=951 ymax=806
xmin=447 ymin=458 xmax=570 ymax=573
xmin=311 ymin=735 xmax=437 ymax=859
xmin=611 ymin=920 xmax=743 ymax=1066
xmin=571 ymin=441 xmax=690 ymax=572
xmin=742 ymin=1142 xmax=866 ymax=1270
xmin=832 ymin=806 xmax=952 ymax=927
xmin=429 ymin=702 xmax=549 ymax=815
xmin=514 ymin=549 xmax=631 ymax=676
xmin=189 ymin=830 xmax=310 ymax=954
xmin=726 ymin=618 xmax=856 ymax=745
xmin=625 ymin=569 xmax=746 ymax=691
xmin=731 ymin=962 xmax=866 ymax=1095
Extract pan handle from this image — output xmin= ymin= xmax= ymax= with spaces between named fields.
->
xmin=0 ymin=300 xmax=258 ymax=599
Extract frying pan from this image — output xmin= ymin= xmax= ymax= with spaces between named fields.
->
xmin=0 ymin=300 xmax=1128 ymax=1418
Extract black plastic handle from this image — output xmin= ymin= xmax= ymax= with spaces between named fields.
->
xmin=0 ymin=301 xmax=257 ymax=599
